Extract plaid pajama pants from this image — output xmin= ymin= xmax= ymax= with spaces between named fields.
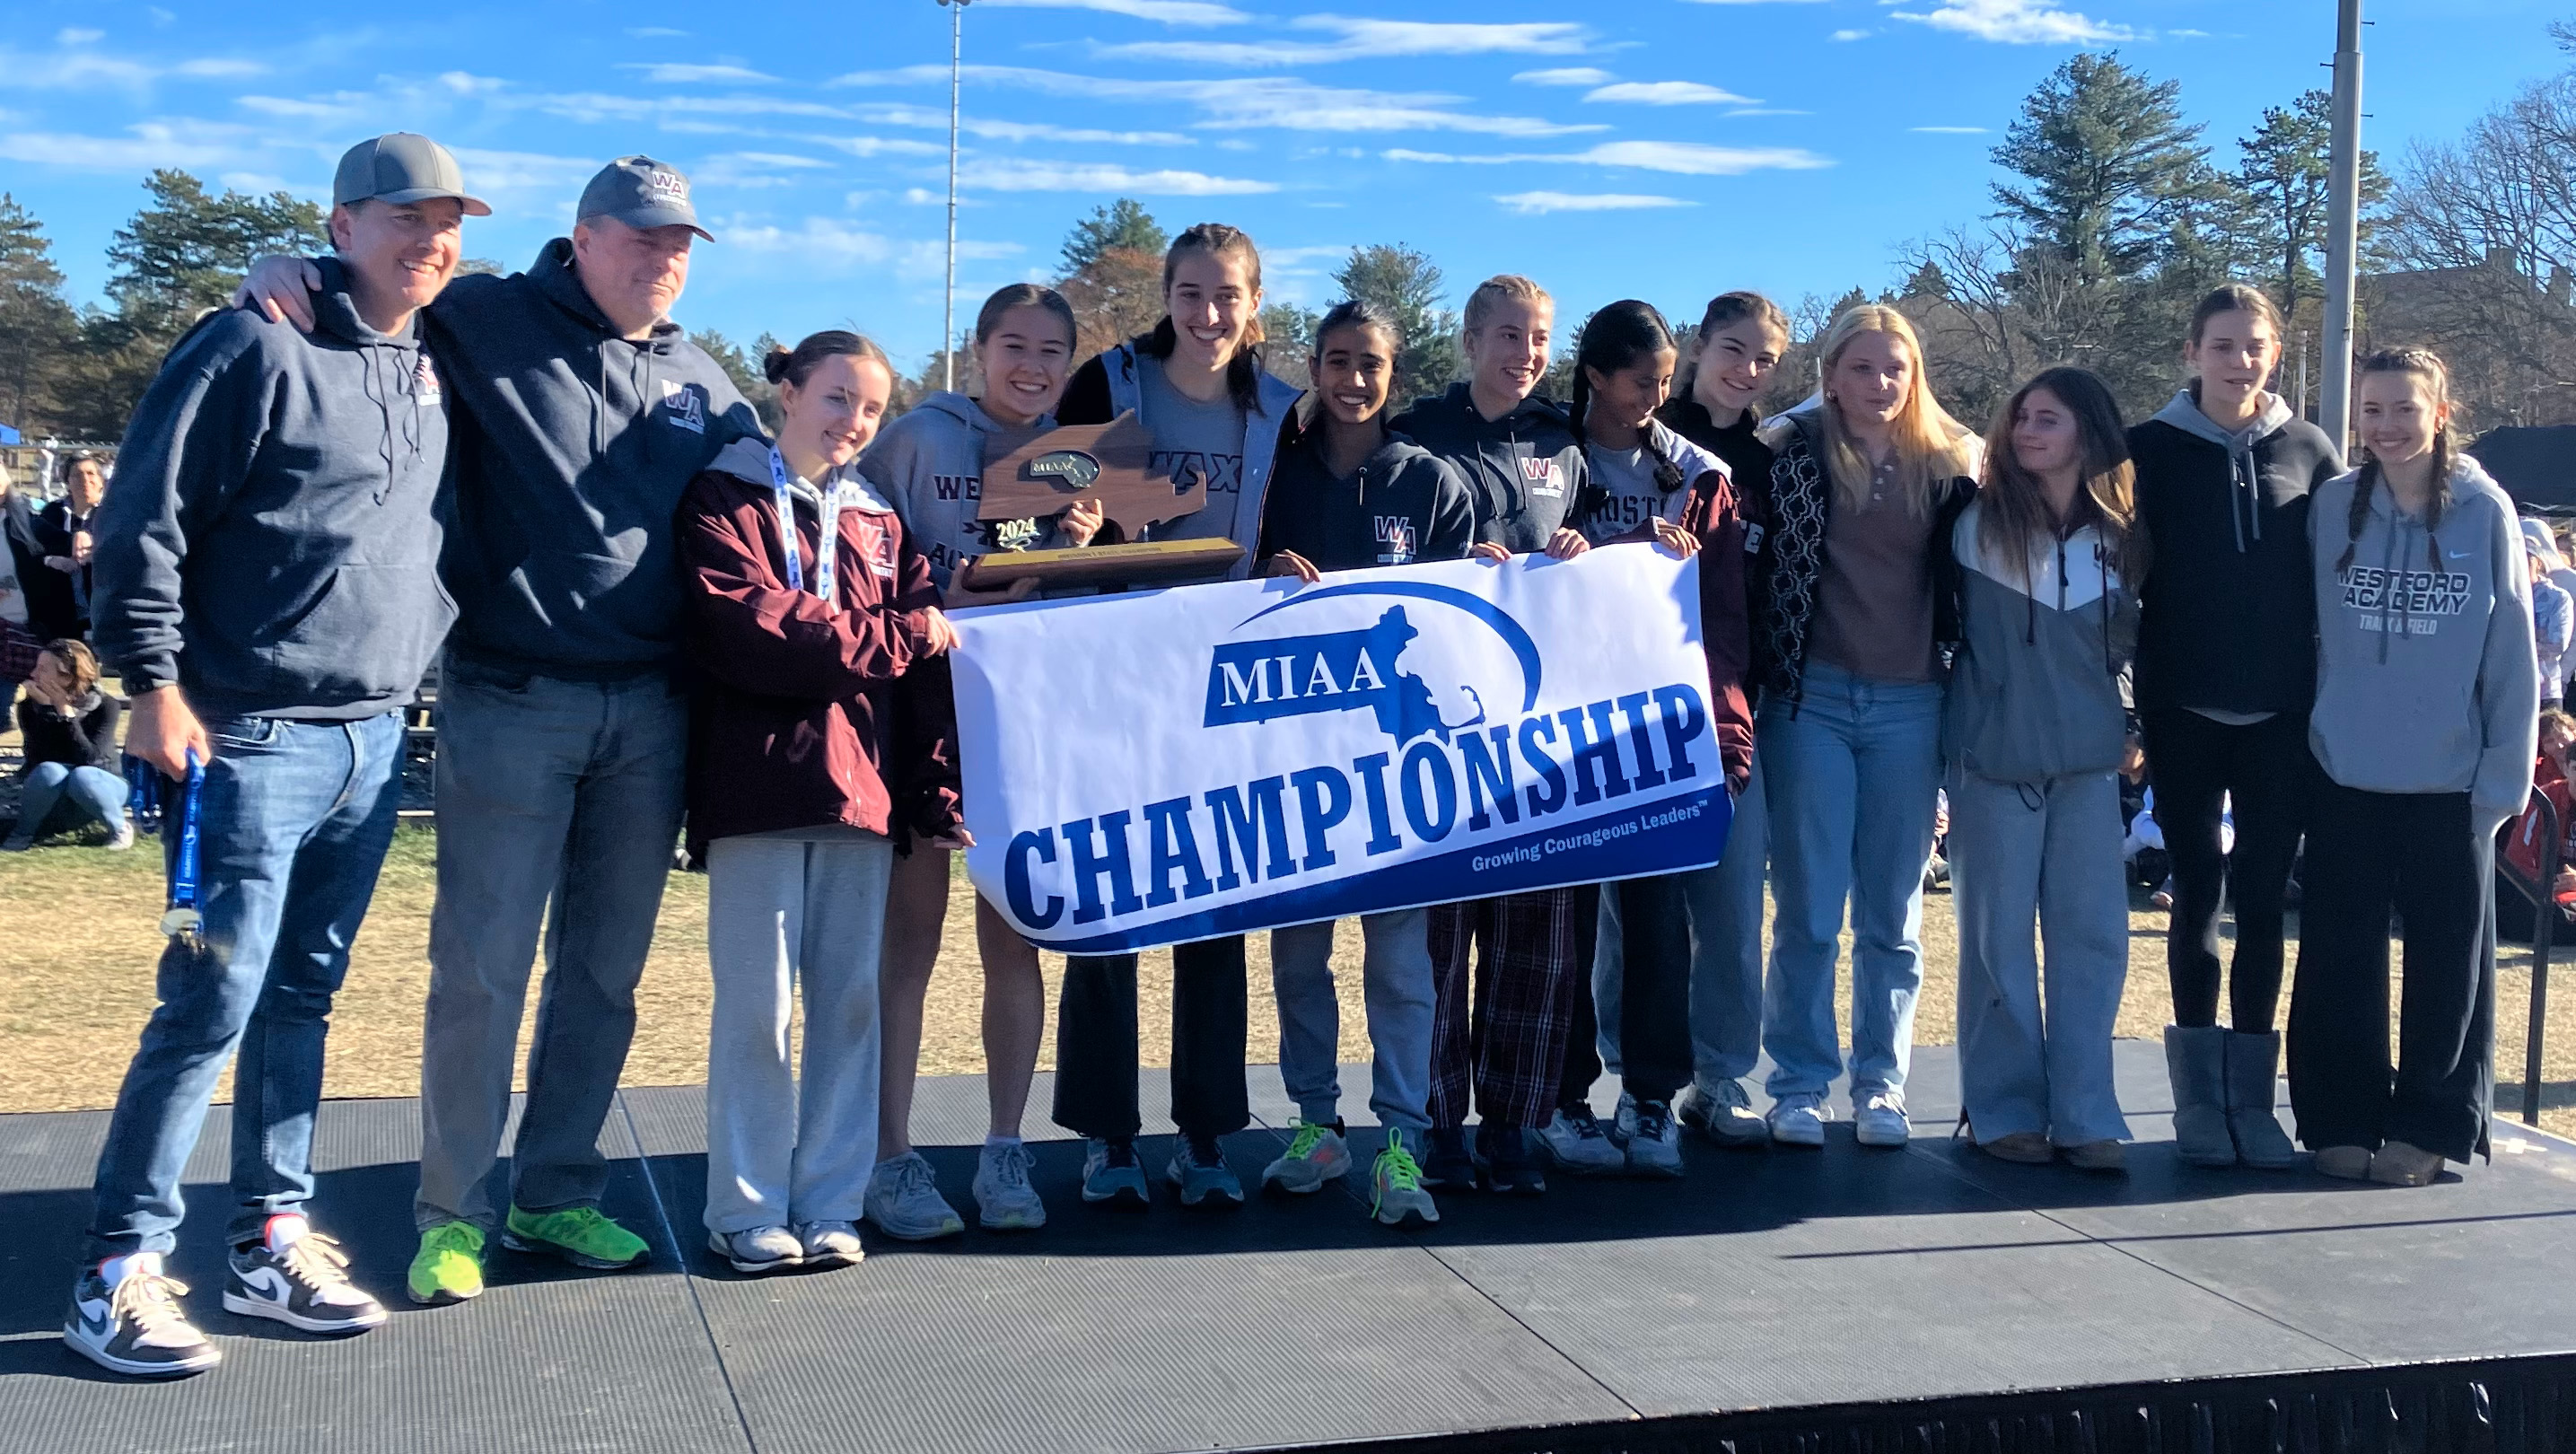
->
xmin=1427 ymin=887 xmax=1597 ymax=1130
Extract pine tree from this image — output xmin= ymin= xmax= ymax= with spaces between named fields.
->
xmin=0 ymin=195 xmax=78 ymax=434
xmin=2237 ymin=91 xmax=2389 ymax=311
xmin=104 ymin=170 xmax=330 ymax=331
xmin=1991 ymin=54 xmax=2211 ymax=293
xmin=1330 ymin=244 xmax=1463 ymax=407
xmin=1059 ymin=198 xmax=1168 ymax=277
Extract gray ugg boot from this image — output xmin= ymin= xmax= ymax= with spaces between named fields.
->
xmin=2164 ymin=1025 xmax=2236 ymax=1167
xmin=2223 ymin=1029 xmax=2301 ymax=1169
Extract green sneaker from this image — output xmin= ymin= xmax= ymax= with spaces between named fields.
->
xmin=407 ymin=1221 xmax=486 ymax=1306
xmin=502 ymin=1205 xmax=651 ymax=1271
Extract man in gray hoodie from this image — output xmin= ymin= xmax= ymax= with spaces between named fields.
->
xmin=238 ymin=157 xmax=760 ymax=1303
xmin=69 ymin=134 xmax=480 ymax=1379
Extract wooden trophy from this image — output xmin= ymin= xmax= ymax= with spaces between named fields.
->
xmin=955 ymin=410 xmax=1245 ymax=590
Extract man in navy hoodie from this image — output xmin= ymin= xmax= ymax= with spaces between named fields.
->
xmin=69 ymin=134 xmax=480 ymax=1378
xmin=238 ymin=157 xmax=760 ymax=1304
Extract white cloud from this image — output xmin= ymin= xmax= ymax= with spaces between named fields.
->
xmin=625 ymin=27 xmax=689 ymax=38
xmin=952 ymin=159 xmax=1278 ymax=195
xmin=1098 ymin=16 xmax=1590 ymax=67
xmin=1389 ymin=140 xmax=1832 ymax=175
xmin=1728 ymin=107 xmax=1811 ymax=117
xmin=1495 ymin=191 xmax=1695 ymax=214
xmin=975 ymin=0 xmax=1250 ymax=22
xmin=1886 ymin=0 xmax=2137 ymax=44
xmin=171 ymin=58 xmax=265 ymax=79
xmin=1514 ymin=66 xmax=1615 ymax=86
xmin=621 ymin=63 xmax=778 ymax=84
xmin=851 ymin=102 xmax=1193 ymax=146
xmin=811 ymin=134 xmax=949 ymax=159
xmin=834 ymin=65 xmax=1601 ymax=138
xmin=439 ymin=72 xmax=508 ymax=94
xmin=57 ymin=28 xmax=104 ymax=44
xmin=725 ymin=218 xmax=1022 ymax=282
xmin=1583 ymin=81 xmax=1754 ymax=106
xmin=447 ymin=147 xmax=606 ymax=195
xmin=0 ymin=121 xmax=253 ymax=171
xmin=148 ymin=7 xmax=176 ymax=24
xmin=1830 ymin=29 xmax=1871 ymax=40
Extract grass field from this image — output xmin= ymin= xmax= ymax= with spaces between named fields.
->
xmin=5 ymin=816 xmax=2573 ymax=1139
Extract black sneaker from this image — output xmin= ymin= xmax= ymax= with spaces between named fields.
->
xmin=1420 ymin=1126 xmax=1478 ymax=1191
xmin=1479 ymin=1120 xmax=1546 ymax=1195
xmin=63 ymin=1257 xmax=222 ymax=1379
xmin=223 ymin=1222 xmax=388 ymax=1335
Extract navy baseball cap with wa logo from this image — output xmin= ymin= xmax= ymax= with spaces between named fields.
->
xmin=577 ymin=155 xmax=714 ymax=241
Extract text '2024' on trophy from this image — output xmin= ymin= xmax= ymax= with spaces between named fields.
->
xmin=955 ymin=410 xmax=1244 ymax=590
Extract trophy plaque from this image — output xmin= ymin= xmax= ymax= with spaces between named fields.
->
xmin=956 ymin=410 xmax=1244 ymax=589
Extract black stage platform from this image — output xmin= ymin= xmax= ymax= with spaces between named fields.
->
xmin=5 ymin=1040 xmax=2576 ymax=1454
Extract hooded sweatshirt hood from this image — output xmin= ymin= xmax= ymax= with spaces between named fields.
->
xmin=2150 ymin=388 xmax=2297 ymax=555
xmin=857 ymin=389 xmax=1062 ymax=591
xmin=1256 ymin=422 xmax=1477 ymax=573
xmin=1388 ymin=381 xmax=1587 ymax=554
xmin=2309 ymin=454 xmax=2539 ymax=836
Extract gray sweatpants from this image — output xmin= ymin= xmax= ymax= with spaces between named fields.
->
xmin=703 ymin=832 xmax=892 ymax=1234
xmin=416 ymin=661 xmax=688 ymax=1231
xmin=1269 ymin=909 xmax=1436 ymax=1134
xmin=1594 ymin=764 xmax=1769 ymax=1090
xmin=1947 ymin=768 xmax=2132 ymax=1147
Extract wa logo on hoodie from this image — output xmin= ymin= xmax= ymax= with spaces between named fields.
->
xmin=1374 ymin=515 xmax=1417 ymax=565
xmin=1520 ymin=455 xmax=1564 ymax=499
xmin=661 ymin=379 xmax=709 ymax=435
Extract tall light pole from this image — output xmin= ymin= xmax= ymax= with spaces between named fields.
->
xmin=939 ymin=0 xmax=972 ymax=391
xmin=2320 ymin=0 xmax=2364 ymax=451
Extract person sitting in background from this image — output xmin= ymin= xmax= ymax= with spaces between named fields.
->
xmin=4 ymin=639 xmax=129 ymax=852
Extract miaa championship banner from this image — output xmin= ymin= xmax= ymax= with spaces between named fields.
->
xmin=949 ymin=547 xmax=1734 ymax=954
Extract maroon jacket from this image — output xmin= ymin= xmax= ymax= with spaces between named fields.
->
xmin=678 ymin=439 xmax=960 ymax=855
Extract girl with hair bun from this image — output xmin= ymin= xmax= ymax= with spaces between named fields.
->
xmin=2128 ymin=283 xmax=2344 ymax=1169
xmin=1539 ymin=300 xmax=1755 ymax=1179
xmin=2290 ymin=346 xmax=2536 ymax=1188
xmin=857 ymin=282 xmax=1099 ymax=1244
xmin=1051 ymin=223 xmax=1305 ymax=1212
xmin=676 ymin=328 xmax=960 ymax=1275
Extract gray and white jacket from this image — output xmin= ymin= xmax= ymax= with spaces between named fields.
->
xmin=1945 ymin=500 xmax=2138 ymax=784
xmin=2309 ymin=456 xmax=2539 ymax=838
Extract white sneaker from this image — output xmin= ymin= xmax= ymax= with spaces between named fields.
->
xmin=222 ymin=1215 xmax=387 ymax=1334
xmin=972 ymin=1140 xmax=1048 ymax=1231
xmin=793 ymin=1220 xmax=865 ymax=1268
xmin=1617 ymin=1093 xmax=1685 ymax=1178
xmin=1260 ymin=1118 xmax=1352 ymax=1195
xmin=64 ymin=1254 xmax=220 ymax=1379
xmin=1767 ymin=1092 xmax=1828 ymax=1147
xmin=863 ymin=1152 xmax=965 ymax=1240
xmin=1538 ymin=1105 xmax=1626 ymax=1176
xmin=1676 ymin=1080 xmax=1770 ymax=1146
xmin=1853 ymin=1090 xmax=1912 ymax=1147
xmin=707 ymin=1225 xmax=802 ymax=1275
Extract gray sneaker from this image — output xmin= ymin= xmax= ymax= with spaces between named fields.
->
xmin=863 ymin=1152 xmax=965 ymax=1240
xmin=1537 ymin=1105 xmax=1625 ymax=1176
xmin=1853 ymin=1090 xmax=1912 ymax=1147
xmin=1617 ymin=1093 xmax=1685 ymax=1178
xmin=1370 ymin=1128 xmax=1439 ymax=1230
xmin=972 ymin=1140 xmax=1047 ymax=1231
xmin=1081 ymin=1138 xmax=1151 ymax=1210
xmin=1768 ymin=1091 xmax=1828 ymax=1147
xmin=1675 ymin=1079 xmax=1769 ymax=1146
xmin=707 ymin=1225 xmax=802 ymax=1275
xmin=793 ymin=1220 xmax=865 ymax=1267
xmin=1165 ymin=1135 xmax=1245 ymax=1209
xmin=1260 ymin=1118 xmax=1351 ymax=1195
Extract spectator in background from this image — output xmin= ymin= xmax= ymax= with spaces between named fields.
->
xmin=2529 ymin=543 xmax=2571 ymax=711
xmin=36 ymin=451 xmax=107 ymax=635
xmin=4 ymin=639 xmax=128 ymax=852
xmin=4 ymin=466 xmax=74 ymax=726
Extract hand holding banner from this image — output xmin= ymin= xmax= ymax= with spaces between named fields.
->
xmin=949 ymin=546 xmax=1732 ymax=955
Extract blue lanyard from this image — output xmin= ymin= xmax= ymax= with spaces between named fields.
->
xmin=767 ymin=447 xmax=840 ymax=602
xmin=160 ymin=751 xmax=206 ymax=945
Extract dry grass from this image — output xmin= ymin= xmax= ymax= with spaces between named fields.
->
xmin=4 ymin=820 xmax=2573 ymax=1138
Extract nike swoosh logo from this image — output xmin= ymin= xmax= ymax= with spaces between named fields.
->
xmin=239 ymin=1265 xmax=292 ymax=1301
xmin=74 ymin=1301 xmax=110 ymax=1338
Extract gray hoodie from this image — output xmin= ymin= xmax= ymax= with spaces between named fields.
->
xmin=1946 ymin=500 xmax=2139 ymax=784
xmin=2309 ymin=455 xmax=2539 ymax=836
xmin=93 ymin=257 xmax=455 ymax=721
xmin=856 ymin=390 xmax=1064 ymax=592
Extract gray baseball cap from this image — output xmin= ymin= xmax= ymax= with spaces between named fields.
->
xmin=576 ymin=155 xmax=713 ymax=240
xmin=332 ymin=133 xmax=490 ymax=215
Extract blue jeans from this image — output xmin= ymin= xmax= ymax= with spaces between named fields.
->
xmin=10 ymin=761 xmax=126 ymax=842
xmin=1592 ymin=761 xmax=1770 ymax=1090
xmin=84 ymin=713 xmax=405 ymax=1259
xmin=1759 ymin=661 xmax=1944 ymax=1102
xmin=416 ymin=657 xmax=687 ymax=1230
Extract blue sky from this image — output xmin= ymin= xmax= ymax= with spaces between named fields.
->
xmin=0 ymin=0 xmax=2567 ymax=372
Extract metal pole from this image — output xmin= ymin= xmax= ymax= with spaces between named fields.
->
xmin=2320 ymin=0 xmax=2364 ymax=451
xmin=942 ymin=0 xmax=968 ymax=392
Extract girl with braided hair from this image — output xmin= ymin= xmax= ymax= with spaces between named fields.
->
xmin=2288 ymin=346 xmax=2537 ymax=1187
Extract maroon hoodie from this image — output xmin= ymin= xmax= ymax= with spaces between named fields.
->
xmin=678 ymin=438 xmax=960 ymax=855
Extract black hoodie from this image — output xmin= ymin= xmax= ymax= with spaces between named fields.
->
xmin=1256 ymin=422 xmax=1477 ymax=573
xmin=2128 ymin=388 xmax=2344 ymax=716
xmin=425 ymin=238 xmax=762 ymax=679
xmin=1388 ymin=382 xmax=1589 ymax=553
